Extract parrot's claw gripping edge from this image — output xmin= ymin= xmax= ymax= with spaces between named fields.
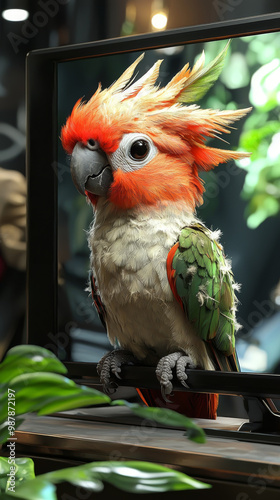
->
xmin=96 ymin=349 xmax=138 ymax=394
xmin=156 ymin=351 xmax=196 ymax=400
xmin=176 ymin=353 xmax=196 ymax=388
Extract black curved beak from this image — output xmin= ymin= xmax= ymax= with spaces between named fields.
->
xmin=70 ymin=143 xmax=113 ymax=197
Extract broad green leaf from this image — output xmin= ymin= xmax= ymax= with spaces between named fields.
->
xmin=249 ymin=58 xmax=280 ymax=111
xmin=0 ymin=345 xmax=67 ymax=384
xmin=0 ymin=372 xmax=110 ymax=424
xmin=37 ymin=389 xmax=110 ymax=415
xmin=0 ymin=350 xmax=110 ymax=445
xmin=0 ymin=422 xmax=12 ymax=447
xmin=2 ymin=478 xmax=57 ymax=500
xmin=0 ymin=456 xmax=10 ymax=470
xmin=0 ymin=418 xmax=24 ymax=446
xmin=0 ymin=457 xmax=35 ymax=493
xmin=239 ymin=121 xmax=280 ymax=160
xmin=0 ymin=457 xmax=10 ymax=485
xmin=85 ymin=461 xmax=210 ymax=493
xmin=10 ymin=457 xmax=35 ymax=483
xmin=42 ymin=466 xmax=104 ymax=491
xmin=111 ymin=400 xmax=206 ymax=443
xmin=2 ymin=461 xmax=210 ymax=499
xmin=246 ymin=194 xmax=279 ymax=228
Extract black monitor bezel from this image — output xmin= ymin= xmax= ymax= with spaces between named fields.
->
xmin=26 ymin=13 xmax=280 ymax=397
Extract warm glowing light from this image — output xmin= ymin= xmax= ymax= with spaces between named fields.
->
xmin=151 ymin=12 xmax=167 ymax=30
xmin=2 ymin=8 xmax=29 ymax=22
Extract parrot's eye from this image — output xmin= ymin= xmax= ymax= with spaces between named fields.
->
xmin=87 ymin=139 xmax=99 ymax=151
xmin=108 ymin=133 xmax=158 ymax=173
xmin=130 ymin=140 xmax=149 ymax=160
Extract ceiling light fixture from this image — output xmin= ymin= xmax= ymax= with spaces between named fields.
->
xmin=151 ymin=11 xmax=168 ymax=30
xmin=2 ymin=0 xmax=29 ymax=22
xmin=151 ymin=0 xmax=168 ymax=31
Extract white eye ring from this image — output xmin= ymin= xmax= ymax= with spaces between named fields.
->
xmin=86 ymin=139 xmax=99 ymax=151
xmin=108 ymin=133 xmax=157 ymax=172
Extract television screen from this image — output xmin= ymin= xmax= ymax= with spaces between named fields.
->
xmin=26 ymin=14 xmax=280 ymax=395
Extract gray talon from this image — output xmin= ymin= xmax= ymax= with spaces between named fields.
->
xmin=104 ymin=381 xmax=118 ymax=395
xmin=180 ymin=380 xmax=190 ymax=389
xmin=161 ymin=385 xmax=172 ymax=403
xmin=97 ymin=349 xmax=137 ymax=392
xmin=156 ymin=351 xmax=197 ymax=395
xmin=176 ymin=354 xmax=196 ymax=388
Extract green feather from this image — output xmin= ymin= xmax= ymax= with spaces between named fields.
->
xmin=186 ymin=274 xmax=201 ymax=323
xmin=172 ymin=222 xmax=238 ymax=369
xmin=203 ymin=254 xmax=213 ymax=277
xmin=198 ymin=309 xmax=210 ymax=340
xmin=193 ymin=249 xmax=205 ymax=268
xmin=182 ymin=248 xmax=196 ymax=264
xmin=179 ymin=230 xmax=192 ymax=249
xmin=215 ymin=314 xmax=234 ymax=354
xmin=175 ymin=275 xmax=189 ymax=298
xmin=173 ymin=252 xmax=187 ymax=275
xmin=209 ymin=308 xmax=219 ymax=339
xmin=220 ymin=281 xmax=233 ymax=311
xmin=196 ymin=238 xmax=205 ymax=255
xmin=178 ymin=41 xmax=230 ymax=104
xmin=205 ymin=278 xmax=220 ymax=310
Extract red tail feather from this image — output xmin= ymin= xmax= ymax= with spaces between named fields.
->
xmin=136 ymin=388 xmax=219 ymax=419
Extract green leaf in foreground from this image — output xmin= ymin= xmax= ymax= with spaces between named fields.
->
xmin=88 ymin=461 xmax=210 ymax=492
xmin=111 ymin=400 xmax=206 ymax=443
xmin=0 ymin=372 xmax=110 ymax=427
xmin=0 ymin=344 xmax=110 ymax=445
xmin=0 ymin=457 xmax=35 ymax=494
xmin=6 ymin=372 xmax=110 ymax=414
xmin=2 ymin=461 xmax=210 ymax=499
xmin=0 ymin=418 xmax=24 ymax=449
xmin=1 ymin=479 xmax=56 ymax=500
xmin=0 ymin=345 xmax=67 ymax=384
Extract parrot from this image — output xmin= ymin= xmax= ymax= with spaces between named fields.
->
xmin=61 ymin=43 xmax=251 ymax=419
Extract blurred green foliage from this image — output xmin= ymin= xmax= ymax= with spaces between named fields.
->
xmin=232 ymin=34 xmax=280 ymax=228
xmin=0 ymin=345 xmax=208 ymax=498
xmin=201 ymin=34 xmax=280 ymax=229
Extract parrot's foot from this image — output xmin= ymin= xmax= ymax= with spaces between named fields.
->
xmin=97 ymin=349 xmax=138 ymax=394
xmin=156 ymin=351 xmax=196 ymax=401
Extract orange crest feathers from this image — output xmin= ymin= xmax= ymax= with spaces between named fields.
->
xmin=61 ymin=45 xmax=251 ymax=209
xmin=62 ymin=44 xmax=250 ymax=159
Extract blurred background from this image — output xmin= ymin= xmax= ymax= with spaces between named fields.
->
xmin=0 ymin=0 xmax=280 ymax=378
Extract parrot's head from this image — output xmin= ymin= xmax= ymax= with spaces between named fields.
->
xmin=61 ymin=45 xmax=250 ymax=212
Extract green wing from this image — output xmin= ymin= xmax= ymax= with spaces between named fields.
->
xmin=172 ymin=223 xmax=239 ymax=371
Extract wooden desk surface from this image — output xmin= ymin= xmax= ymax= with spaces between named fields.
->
xmin=14 ymin=406 xmax=280 ymax=491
